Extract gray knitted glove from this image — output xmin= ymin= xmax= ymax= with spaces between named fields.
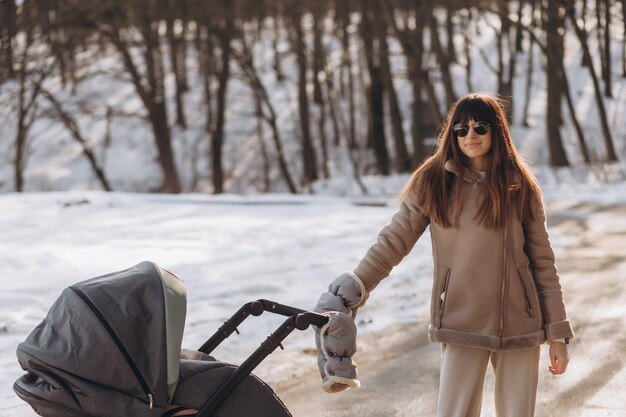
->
xmin=313 ymin=272 xmax=368 ymax=393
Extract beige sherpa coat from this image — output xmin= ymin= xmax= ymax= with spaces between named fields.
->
xmin=354 ymin=161 xmax=574 ymax=350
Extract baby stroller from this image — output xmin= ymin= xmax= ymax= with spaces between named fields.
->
xmin=13 ymin=261 xmax=327 ymax=417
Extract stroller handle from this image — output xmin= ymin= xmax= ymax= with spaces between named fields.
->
xmin=199 ymin=299 xmax=328 ymax=355
xmin=252 ymin=299 xmax=329 ymax=328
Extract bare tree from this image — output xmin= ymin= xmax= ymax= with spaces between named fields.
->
xmin=166 ymin=0 xmax=189 ymax=128
xmin=270 ymin=1 xmax=285 ymax=82
xmin=445 ymin=0 xmax=457 ymax=64
xmin=594 ymin=0 xmax=613 ymax=97
xmin=543 ymin=0 xmax=569 ymax=166
xmin=194 ymin=6 xmax=216 ymax=136
xmin=521 ymin=0 xmax=537 ymax=128
xmin=360 ymin=0 xmax=390 ymax=175
xmin=210 ymin=0 xmax=234 ymax=194
xmin=337 ymin=2 xmax=358 ymax=152
xmin=596 ymin=0 xmax=613 ymax=97
xmin=0 ymin=0 xmax=17 ymax=82
xmin=382 ymin=0 xmax=439 ymax=166
xmin=323 ymin=53 xmax=368 ymax=194
xmin=460 ymin=9 xmax=474 ymax=93
xmin=429 ymin=1 xmax=456 ymax=109
xmin=380 ymin=21 xmax=410 ymax=173
xmin=234 ymin=28 xmax=297 ymax=193
xmin=621 ymin=0 xmax=626 ymax=76
xmin=13 ymin=0 xmax=49 ymax=191
xmin=312 ymin=6 xmax=330 ymax=179
xmin=565 ymin=1 xmax=618 ymax=162
xmin=40 ymin=88 xmax=112 ymax=191
xmin=498 ymin=4 xmax=590 ymax=164
xmin=288 ymin=5 xmax=319 ymax=188
xmin=81 ymin=0 xmax=182 ymax=192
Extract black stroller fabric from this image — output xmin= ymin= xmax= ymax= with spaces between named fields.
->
xmin=14 ymin=262 xmax=169 ymax=417
xmin=14 ymin=261 xmax=292 ymax=417
xmin=174 ymin=350 xmax=291 ymax=417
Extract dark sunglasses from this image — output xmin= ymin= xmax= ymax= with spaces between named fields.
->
xmin=452 ymin=121 xmax=490 ymax=137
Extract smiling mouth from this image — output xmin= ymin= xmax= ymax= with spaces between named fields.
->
xmin=465 ymin=142 xmax=481 ymax=147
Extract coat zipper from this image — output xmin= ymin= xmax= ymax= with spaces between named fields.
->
xmin=498 ymin=221 xmax=510 ymax=345
xmin=69 ymin=286 xmax=155 ymax=409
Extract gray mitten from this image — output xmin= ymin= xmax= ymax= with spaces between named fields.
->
xmin=313 ymin=272 xmax=368 ymax=393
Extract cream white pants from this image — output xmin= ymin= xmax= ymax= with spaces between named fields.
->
xmin=436 ymin=344 xmax=540 ymax=417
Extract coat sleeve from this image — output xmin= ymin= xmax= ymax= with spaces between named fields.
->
xmin=353 ymin=192 xmax=430 ymax=292
xmin=523 ymin=198 xmax=575 ymax=342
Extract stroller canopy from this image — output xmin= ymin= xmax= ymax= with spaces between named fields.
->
xmin=14 ymin=261 xmax=186 ymax=417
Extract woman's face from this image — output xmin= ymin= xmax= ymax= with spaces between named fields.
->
xmin=453 ymin=119 xmax=492 ymax=170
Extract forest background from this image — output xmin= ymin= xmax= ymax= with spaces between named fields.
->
xmin=1 ymin=0 xmax=626 ymax=196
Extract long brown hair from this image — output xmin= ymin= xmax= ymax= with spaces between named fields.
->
xmin=399 ymin=92 xmax=542 ymax=229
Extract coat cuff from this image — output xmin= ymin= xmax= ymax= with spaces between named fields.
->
xmin=545 ymin=319 xmax=574 ymax=342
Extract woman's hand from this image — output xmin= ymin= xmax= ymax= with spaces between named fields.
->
xmin=548 ymin=342 xmax=570 ymax=375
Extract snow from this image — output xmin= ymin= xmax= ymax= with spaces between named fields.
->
xmin=1 ymin=178 xmax=626 ymax=415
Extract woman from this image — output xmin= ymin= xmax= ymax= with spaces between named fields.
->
xmin=314 ymin=92 xmax=574 ymax=417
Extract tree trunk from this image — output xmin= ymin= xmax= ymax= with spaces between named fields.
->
xmin=0 ymin=0 xmax=17 ymax=81
xmin=522 ymin=0 xmax=538 ymax=128
xmin=461 ymin=10 xmax=474 ymax=93
xmin=445 ymin=0 xmax=457 ymax=63
xmin=292 ymin=10 xmax=318 ymax=187
xmin=272 ymin=9 xmax=285 ymax=82
xmin=429 ymin=4 xmax=456 ymax=109
xmin=496 ymin=0 xmax=516 ymax=120
xmin=603 ymin=0 xmax=613 ymax=97
xmin=166 ymin=0 xmax=188 ymax=128
xmin=565 ymin=1 xmax=618 ymax=162
xmin=340 ymin=7 xmax=357 ymax=150
xmin=254 ymin=98 xmax=271 ymax=192
xmin=561 ymin=76 xmax=592 ymax=164
xmin=522 ymin=30 xmax=534 ymax=128
xmin=597 ymin=0 xmax=608 ymax=83
xmin=622 ymin=0 xmax=626 ymax=76
xmin=361 ymin=0 xmax=390 ymax=175
xmin=544 ymin=0 xmax=569 ymax=166
xmin=212 ymin=10 xmax=233 ymax=194
xmin=380 ymin=26 xmax=410 ymax=173
xmin=102 ymin=0 xmax=181 ymax=192
xmin=196 ymin=22 xmax=215 ymax=134
xmin=496 ymin=0 xmax=508 ymax=97
xmin=13 ymin=8 xmax=44 ymax=192
xmin=312 ymin=11 xmax=329 ymax=179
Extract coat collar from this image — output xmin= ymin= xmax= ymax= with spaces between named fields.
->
xmin=444 ymin=159 xmax=486 ymax=185
xmin=444 ymin=159 xmax=523 ymax=187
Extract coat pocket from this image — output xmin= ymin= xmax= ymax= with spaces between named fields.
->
xmin=437 ymin=268 xmax=451 ymax=327
xmin=516 ymin=267 xmax=536 ymax=318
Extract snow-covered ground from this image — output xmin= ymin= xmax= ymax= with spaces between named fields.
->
xmin=2 ymin=177 xmax=626 ymax=416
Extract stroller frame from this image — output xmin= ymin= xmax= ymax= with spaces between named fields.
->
xmin=193 ymin=299 xmax=328 ymax=417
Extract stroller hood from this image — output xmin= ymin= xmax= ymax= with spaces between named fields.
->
xmin=14 ymin=261 xmax=186 ymax=417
